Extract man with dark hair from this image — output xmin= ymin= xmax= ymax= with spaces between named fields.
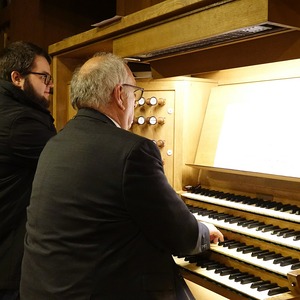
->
xmin=0 ymin=41 xmax=56 ymax=300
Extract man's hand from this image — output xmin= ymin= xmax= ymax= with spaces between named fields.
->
xmin=201 ymin=222 xmax=224 ymax=244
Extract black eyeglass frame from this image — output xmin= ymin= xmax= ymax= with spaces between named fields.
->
xmin=122 ymin=83 xmax=144 ymax=103
xmin=24 ymin=71 xmax=53 ymax=85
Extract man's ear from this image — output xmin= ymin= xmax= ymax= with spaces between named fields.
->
xmin=11 ymin=71 xmax=24 ymax=88
xmin=114 ymin=84 xmax=126 ymax=111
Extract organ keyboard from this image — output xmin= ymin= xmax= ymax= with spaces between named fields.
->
xmin=182 ymin=187 xmax=300 ymax=223
xmin=177 ymin=170 xmax=300 ymax=300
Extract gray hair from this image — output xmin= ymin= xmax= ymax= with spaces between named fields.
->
xmin=70 ymin=52 xmax=130 ymax=110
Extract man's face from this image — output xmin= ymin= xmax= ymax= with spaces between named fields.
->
xmin=22 ymin=55 xmax=53 ymax=109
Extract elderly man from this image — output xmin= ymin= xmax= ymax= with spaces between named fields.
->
xmin=20 ymin=52 xmax=223 ymax=300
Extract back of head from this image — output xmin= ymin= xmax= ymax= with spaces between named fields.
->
xmin=0 ymin=41 xmax=51 ymax=82
xmin=70 ymin=52 xmax=130 ymax=110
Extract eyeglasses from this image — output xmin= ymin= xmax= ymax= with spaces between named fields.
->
xmin=25 ymin=71 xmax=53 ymax=85
xmin=122 ymin=84 xmax=144 ymax=103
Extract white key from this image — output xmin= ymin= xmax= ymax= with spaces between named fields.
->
xmin=210 ymin=244 xmax=295 ymax=276
xmin=183 ymin=192 xmax=300 ymax=223
xmin=191 ymin=212 xmax=300 ymax=250
xmin=173 ymin=256 xmax=280 ymax=300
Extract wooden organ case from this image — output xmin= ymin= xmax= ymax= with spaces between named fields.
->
xmin=48 ymin=0 xmax=300 ymax=299
xmin=177 ymin=167 xmax=300 ymax=300
xmin=172 ymin=63 xmax=300 ymax=300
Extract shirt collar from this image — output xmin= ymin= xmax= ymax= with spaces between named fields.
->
xmin=105 ymin=115 xmax=121 ymax=128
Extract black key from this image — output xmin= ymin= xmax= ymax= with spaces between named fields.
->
xmin=216 ymin=214 xmax=231 ymax=220
xmin=248 ymin=248 xmax=263 ymax=256
xmin=197 ymin=208 xmax=210 ymax=215
xmin=197 ymin=260 xmax=214 ymax=267
xmin=283 ymin=230 xmax=300 ymax=238
xmin=262 ymin=225 xmax=280 ymax=233
xmin=225 ymin=217 xmax=244 ymax=224
xmin=264 ymin=202 xmax=279 ymax=209
xmin=247 ymin=198 xmax=261 ymax=205
xmin=234 ymin=274 xmax=252 ymax=282
xmin=251 ymin=280 xmax=270 ymax=289
xmin=294 ymin=235 xmax=300 ymax=241
xmin=257 ymin=250 xmax=272 ymax=259
xmin=257 ymin=283 xmax=278 ymax=291
xmin=241 ymin=276 xmax=261 ymax=284
xmin=280 ymin=204 xmax=294 ymax=212
xmin=251 ymin=249 xmax=268 ymax=257
xmin=221 ymin=240 xmax=237 ymax=247
xmin=219 ymin=192 xmax=231 ymax=199
xmin=268 ymin=286 xmax=290 ymax=296
xmin=215 ymin=267 xmax=230 ymax=274
xmin=274 ymin=256 xmax=292 ymax=264
xmin=255 ymin=199 xmax=269 ymax=207
xmin=237 ymin=220 xmax=254 ymax=227
xmin=258 ymin=200 xmax=270 ymax=208
xmin=206 ymin=263 xmax=222 ymax=270
xmin=291 ymin=262 xmax=300 ymax=270
xmin=262 ymin=201 xmax=277 ymax=209
xmin=241 ymin=198 xmax=255 ymax=205
xmin=220 ymin=268 xmax=237 ymax=276
xmin=232 ymin=195 xmax=244 ymax=203
xmin=244 ymin=221 xmax=261 ymax=228
xmin=243 ymin=246 xmax=260 ymax=254
xmin=248 ymin=221 xmax=265 ymax=229
xmin=208 ymin=212 xmax=220 ymax=219
xmin=273 ymin=203 xmax=284 ymax=211
xmin=229 ymin=272 xmax=244 ymax=280
xmin=218 ymin=239 xmax=230 ymax=247
xmin=263 ymin=253 xmax=282 ymax=261
xmin=188 ymin=207 xmax=198 ymax=213
xmin=294 ymin=208 xmax=300 ymax=214
xmin=256 ymin=224 xmax=273 ymax=231
xmin=271 ymin=228 xmax=287 ymax=235
xmin=280 ymin=258 xmax=299 ymax=267
xmin=290 ymin=206 xmax=300 ymax=214
xmin=277 ymin=229 xmax=293 ymax=237
xmin=236 ymin=245 xmax=253 ymax=252
xmin=228 ymin=242 xmax=245 ymax=249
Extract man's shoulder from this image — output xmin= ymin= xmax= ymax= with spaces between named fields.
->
xmin=0 ymin=99 xmax=51 ymax=122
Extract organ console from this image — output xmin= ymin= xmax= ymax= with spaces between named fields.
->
xmin=48 ymin=1 xmax=300 ymax=299
xmin=175 ymin=167 xmax=300 ymax=300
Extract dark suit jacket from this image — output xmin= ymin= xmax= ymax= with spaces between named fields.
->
xmin=20 ymin=108 xmax=210 ymax=299
xmin=0 ymin=80 xmax=56 ymax=290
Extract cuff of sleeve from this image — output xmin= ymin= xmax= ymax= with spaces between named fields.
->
xmin=189 ymin=222 xmax=210 ymax=255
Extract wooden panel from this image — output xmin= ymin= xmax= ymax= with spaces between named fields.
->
xmin=114 ymin=0 xmax=293 ymax=58
xmin=52 ymin=57 xmax=85 ymax=130
xmin=135 ymin=77 xmax=217 ymax=190
xmin=149 ymin=30 xmax=300 ymax=77
xmin=49 ymin=0 xmax=236 ymax=56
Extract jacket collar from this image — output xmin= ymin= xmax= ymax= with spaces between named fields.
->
xmin=75 ymin=108 xmax=117 ymax=127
